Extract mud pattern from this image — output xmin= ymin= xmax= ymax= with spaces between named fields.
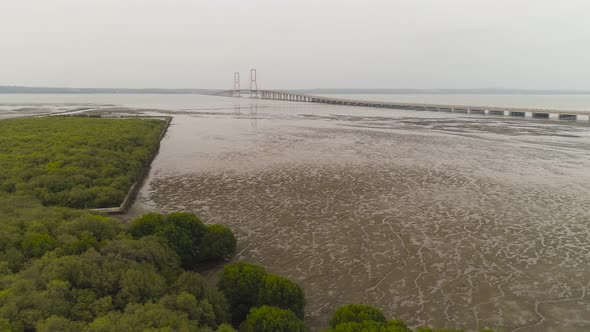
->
xmin=131 ymin=110 xmax=590 ymax=331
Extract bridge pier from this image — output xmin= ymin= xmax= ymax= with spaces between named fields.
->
xmin=533 ymin=112 xmax=549 ymax=119
xmin=509 ymin=111 xmax=526 ymax=117
xmin=559 ymin=114 xmax=577 ymax=121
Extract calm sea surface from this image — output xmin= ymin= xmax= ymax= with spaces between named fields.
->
xmin=2 ymin=93 xmax=590 ymax=331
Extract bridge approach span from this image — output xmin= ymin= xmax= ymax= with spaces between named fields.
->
xmin=215 ymin=89 xmax=590 ymax=121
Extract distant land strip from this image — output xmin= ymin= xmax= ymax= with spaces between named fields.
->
xmin=0 ymin=86 xmax=218 ymax=94
xmin=1 ymin=85 xmax=590 ymax=95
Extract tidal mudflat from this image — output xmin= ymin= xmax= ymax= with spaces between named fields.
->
xmin=121 ymin=99 xmax=590 ymax=331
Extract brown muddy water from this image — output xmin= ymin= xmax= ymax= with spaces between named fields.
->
xmin=118 ymin=96 xmax=590 ymax=332
xmin=5 ymin=94 xmax=588 ymax=331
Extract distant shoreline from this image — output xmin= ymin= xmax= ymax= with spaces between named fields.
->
xmin=0 ymin=86 xmax=218 ymax=94
xmin=2 ymin=86 xmax=590 ymax=95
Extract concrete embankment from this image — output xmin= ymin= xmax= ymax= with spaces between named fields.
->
xmin=90 ymin=116 xmax=172 ymax=214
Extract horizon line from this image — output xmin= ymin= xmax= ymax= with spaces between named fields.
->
xmin=2 ymin=85 xmax=590 ymax=93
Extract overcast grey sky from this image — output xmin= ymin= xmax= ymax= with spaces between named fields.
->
xmin=1 ymin=0 xmax=589 ymax=89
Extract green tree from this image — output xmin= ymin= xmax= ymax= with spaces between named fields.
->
xmin=217 ymin=262 xmax=267 ymax=324
xmin=158 ymin=291 xmax=217 ymax=328
xmin=330 ymin=304 xmax=386 ymax=328
xmin=129 ymin=213 xmax=165 ymax=238
xmin=85 ymin=302 xmax=198 ymax=332
xmin=21 ymin=233 xmax=57 ymax=258
xmin=36 ymin=315 xmax=85 ymax=332
xmin=239 ymin=306 xmax=307 ymax=332
xmin=70 ymin=288 xmax=97 ymax=321
xmin=114 ymin=263 xmax=168 ymax=309
xmin=1 ymin=246 xmax=25 ymax=272
xmin=198 ymin=224 xmax=237 ymax=262
xmin=258 ymin=274 xmax=305 ymax=319
xmin=0 ymin=222 xmax=21 ymax=252
xmin=173 ymin=272 xmax=230 ymax=325
xmin=100 ymin=235 xmax=181 ymax=283
xmin=57 ymin=214 xmax=122 ymax=243
xmin=156 ymin=212 xmax=207 ymax=268
xmin=328 ymin=320 xmax=412 ymax=332
xmin=90 ymin=296 xmax=113 ymax=317
xmin=217 ymin=323 xmax=237 ymax=332
xmin=416 ymin=329 xmax=466 ymax=332
xmin=61 ymin=231 xmax=99 ymax=255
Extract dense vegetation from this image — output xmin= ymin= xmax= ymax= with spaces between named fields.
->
xmin=323 ymin=304 xmax=495 ymax=332
xmin=218 ymin=262 xmax=306 ymax=324
xmin=0 ymin=117 xmax=167 ymax=208
xmin=239 ymin=306 xmax=307 ymax=332
xmin=129 ymin=212 xmax=237 ymax=268
xmin=0 ymin=195 xmax=237 ymax=331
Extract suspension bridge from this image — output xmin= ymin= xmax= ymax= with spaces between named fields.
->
xmin=214 ymin=70 xmax=590 ymax=121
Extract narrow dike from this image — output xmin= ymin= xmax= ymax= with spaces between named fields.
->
xmin=90 ymin=116 xmax=172 ymax=214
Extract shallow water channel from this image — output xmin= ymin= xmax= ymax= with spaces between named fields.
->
xmin=92 ymin=95 xmax=589 ymax=331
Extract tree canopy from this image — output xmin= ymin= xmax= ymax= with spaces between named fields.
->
xmin=0 ymin=196 xmax=233 ymax=332
xmin=239 ymin=306 xmax=307 ymax=332
xmin=217 ymin=262 xmax=268 ymax=324
xmin=0 ymin=117 xmax=167 ymax=208
xmin=325 ymin=304 xmax=496 ymax=332
xmin=198 ymin=224 xmax=237 ymax=262
xmin=217 ymin=262 xmax=306 ymax=325
xmin=129 ymin=212 xmax=236 ymax=268
xmin=258 ymin=274 xmax=306 ymax=319
xmin=330 ymin=304 xmax=387 ymax=328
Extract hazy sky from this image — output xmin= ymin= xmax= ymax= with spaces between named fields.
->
xmin=1 ymin=0 xmax=589 ymax=89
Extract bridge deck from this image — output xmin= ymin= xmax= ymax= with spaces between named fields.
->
xmin=215 ymin=89 xmax=590 ymax=119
